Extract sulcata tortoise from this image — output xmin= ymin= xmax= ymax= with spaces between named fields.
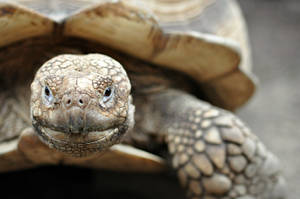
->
xmin=0 ymin=0 xmax=286 ymax=198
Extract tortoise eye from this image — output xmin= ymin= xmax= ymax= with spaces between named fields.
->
xmin=43 ymin=85 xmax=54 ymax=105
xmin=104 ymin=87 xmax=112 ymax=97
xmin=102 ymin=86 xmax=114 ymax=103
xmin=45 ymin=86 xmax=50 ymax=96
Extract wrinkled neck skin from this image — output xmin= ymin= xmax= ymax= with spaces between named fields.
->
xmin=30 ymin=54 xmax=135 ymax=157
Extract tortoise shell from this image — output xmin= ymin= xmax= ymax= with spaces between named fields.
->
xmin=0 ymin=0 xmax=255 ymax=110
xmin=0 ymin=0 xmax=255 ymax=172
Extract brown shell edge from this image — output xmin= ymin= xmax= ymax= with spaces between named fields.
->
xmin=0 ymin=130 xmax=166 ymax=173
xmin=0 ymin=1 xmax=255 ymax=110
xmin=0 ymin=2 xmax=53 ymax=47
xmin=63 ymin=2 xmax=256 ymax=110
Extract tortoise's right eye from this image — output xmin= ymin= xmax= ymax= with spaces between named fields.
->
xmin=45 ymin=86 xmax=50 ymax=96
xmin=42 ymin=85 xmax=54 ymax=105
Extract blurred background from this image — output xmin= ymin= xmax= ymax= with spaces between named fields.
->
xmin=238 ymin=0 xmax=300 ymax=198
xmin=0 ymin=0 xmax=299 ymax=198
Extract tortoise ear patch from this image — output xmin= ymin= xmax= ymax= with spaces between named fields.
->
xmin=0 ymin=2 xmax=53 ymax=47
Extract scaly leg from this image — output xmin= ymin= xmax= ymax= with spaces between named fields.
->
xmin=142 ymin=89 xmax=286 ymax=199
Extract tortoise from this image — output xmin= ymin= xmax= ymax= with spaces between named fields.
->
xmin=0 ymin=0 xmax=286 ymax=198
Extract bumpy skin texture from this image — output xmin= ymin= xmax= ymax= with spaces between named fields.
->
xmin=29 ymin=54 xmax=285 ymax=198
xmin=30 ymin=54 xmax=134 ymax=157
xmin=142 ymin=90 xmax=286 ymax=199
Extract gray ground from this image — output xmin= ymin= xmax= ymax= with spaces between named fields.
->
xmin=237 ymin=0 xmax=300 ymax=198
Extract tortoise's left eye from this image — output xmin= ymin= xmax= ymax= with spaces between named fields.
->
xmin=42 ymin=85 xmax=54 ymax=105
xmin=102 ymin=86 xmax=114 ymax=103
xmin=104 ymin=87 xmax=112 ymax=97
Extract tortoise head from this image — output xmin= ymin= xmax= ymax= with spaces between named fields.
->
xmin=30 ymin=54 xmax=135 ymax=157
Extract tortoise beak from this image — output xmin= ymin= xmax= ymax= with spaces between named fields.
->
xmin=66 ymin=107 xmax=85 ymax=133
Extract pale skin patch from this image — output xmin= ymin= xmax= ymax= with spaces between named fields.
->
xmin=194 ymin=140 xmax=205 ymax=152
xmin=195 ymin=130 xmax=203 ymax=138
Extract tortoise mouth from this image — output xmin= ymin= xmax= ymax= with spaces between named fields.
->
xmin=42 ymin=126 xmax=118 ymax=144
xmin=32 ymin=121 xmax=125 ymax=157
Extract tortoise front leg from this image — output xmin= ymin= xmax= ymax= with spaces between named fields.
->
xmin=143 ymin=89 xmax=286 ymax=199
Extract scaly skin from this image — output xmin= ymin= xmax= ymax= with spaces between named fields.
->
xmin=30 ymin=54 xmax=286 ymax=198
xmin=141 ymin=90 xmax=286 ymax=199
xmin=30 ymin=54 xmax=134 ymax=157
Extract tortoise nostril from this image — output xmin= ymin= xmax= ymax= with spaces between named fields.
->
xmin=77 ymin=94 xmax=90 ymax=107
xmin=63 ymin=94 xmax=89 ymax=108
xmin=63 ymin=96 xmax=73 ymax=107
